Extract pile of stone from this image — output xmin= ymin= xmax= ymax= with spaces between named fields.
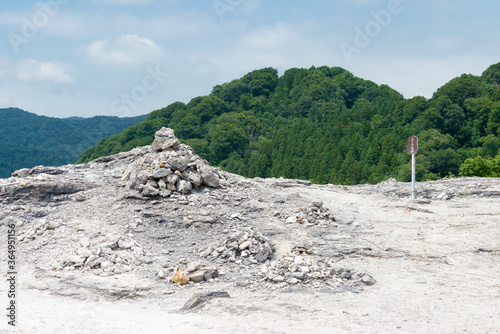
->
xmin=17 ymin=218 xmax=58 ymax=243
xmin=201 ymin=229 xmax=274 ymax=264
xmin=122 ymin=127 xmax=222 ymax=198
xmin=283 ymin=201 xmax=337 ymax=226
xmin=58 ymin=236 xmax=149 ymax=275
xmin=259 ymin=249 xmax=376 ymax=289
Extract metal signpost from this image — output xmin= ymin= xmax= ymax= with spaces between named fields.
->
xmin=407 ymin=136 xmax=418 ymax=199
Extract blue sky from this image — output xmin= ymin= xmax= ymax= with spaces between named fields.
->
xmin=0 ymin=0 xmax=499 ymax=118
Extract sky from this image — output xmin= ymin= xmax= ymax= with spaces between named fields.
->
xmin=0 ymin=0 xmax=499 ymax=118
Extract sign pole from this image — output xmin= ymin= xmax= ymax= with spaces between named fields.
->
xmin=407 ymin=136 xmax=418 ymax=200
xmin=411 ymin=153 xmax=416 ymax=199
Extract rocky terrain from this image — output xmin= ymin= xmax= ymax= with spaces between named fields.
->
xmin=1 ymin=128 xmax=499 ymax=333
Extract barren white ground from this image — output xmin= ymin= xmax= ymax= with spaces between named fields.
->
xmin=1 ymin=172 xmax=499 ymax=333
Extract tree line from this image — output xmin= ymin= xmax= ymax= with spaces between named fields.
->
xmin=0 ymin=108 xmax=146 ymax=178
xmin=78 ymin=63 xmax=500 ymax=184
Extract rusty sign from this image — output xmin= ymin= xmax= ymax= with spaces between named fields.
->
xmin=407 ymin=136 xmax=418 ymax=154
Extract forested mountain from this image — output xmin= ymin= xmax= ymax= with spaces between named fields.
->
xmin=78 ymin=63 xmax=500 ymax=184
xmin=0 ymin=108 xmax=146 ymax=178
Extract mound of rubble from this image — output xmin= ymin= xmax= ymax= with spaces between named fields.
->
xmin=122 ymin=127 xmax=223 ymax=197
xmin=17 ymin=217 xmax=150 ymax=276
xmin=62 ymin=236 xmax=149 ymax=275
xmin=4 ymin=125 xmax=380 ymax=305
xmin=259 ymin=247 xmax=376 ymax=291
xmin=201 ymin=228 xmax=275 ymax=264
xmin=281 ymin=200 xmax=337 ymax=226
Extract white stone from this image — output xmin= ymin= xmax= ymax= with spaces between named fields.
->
xmin=80 ymin=236 xmax=90 ymax=248
xmin=239 ymin=240 xmax=251 ymax=250
xmin=158 ymin=179 xmax=167 ymax=189
xmin=118 ymin=239 xmax=135 ymax=249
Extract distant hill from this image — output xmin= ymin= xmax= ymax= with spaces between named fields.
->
xmin=78 ymin=63 xmax=500 ymax=184
xmin=0 ymin=108 xmax=146 ymax=178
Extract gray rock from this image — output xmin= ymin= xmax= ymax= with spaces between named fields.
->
xmin=168 ymin=157 xmax=190 ymax=172
xmin=141 ymin=185 xmax=159 ymax=197
xmin=64 ymin=255 xmax=85 ymax=267
xmin=255 ymin=248 xmax=271 ymax=263
xmin=249 ymin=243 xmax=260 ymax=254
xmin=157 ymin=179 xmax=167 ymax=189
xmin=361 ymin=274 xmax=377 ymax=286
xmin=181 ymin=291 xmax=230 ymax=311
xmin=146 ymin=180 xmax=158 ymax=188
xmin=204 ymin=269 xmax=218 ymax=280
xmin=198 ymin=164 xmax=220 ymax=188
xmin=280 ymin=286 xmax=305 ymax=293
xmin=183 ymin=170 xmax=203 ymax=188
xmin=310 ymin=201 xmax=323 ymax=208
xmin=186 ymin=261 xmax=201 ymax=273
xmin=1 ymin=180 xmax=86 ymax=201
xmin=285 ymin=272 xmax=307 ymax=280
xmin=272 ymin=275 xmax=285 ymax=283
xmin=153 ymin=169 xmax=172 ymax=179
xmin=159 ymin=189 xmax=172 ymax=198
xmin=11 ymin=165 xmax=64 ymax=177
xmin=192 ymin=215 xmax=216 ymax=224
xmin=118 ymin=239 xmax=135 ymax=249
xmin=176 ymin=180 xmax=193 ymax=193
xmin=151 ymin=127 xmax=180 ymax=151
xmin=188 ymin=270 xmax=206 ymax=282
xmin=436 ymin=191 xmax=450 ymax=201
xmin=166 ymin=174 xmax=179 ymax=186
xmin=100 ymin=261 xmax=114 ymax=271
xmin=239 ymin=240 xmax=251 ymax=250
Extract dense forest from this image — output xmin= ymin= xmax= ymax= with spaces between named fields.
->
xmin=78 ymin=63 xmax=500 ymax=184
xmin=0 ymin=108 xmax=146 ymax=178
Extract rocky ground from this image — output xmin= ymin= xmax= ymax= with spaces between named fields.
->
xmin=1 ymin=128 xmax=499 ymax=333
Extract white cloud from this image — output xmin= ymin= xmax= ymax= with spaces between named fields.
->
xmin=81 ymin=34 xmax=164 ymax=66
xmin=16 ymin=59 xmax=73 ymax=84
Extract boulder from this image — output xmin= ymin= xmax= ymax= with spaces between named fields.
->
xmin=198 ymin=164 xmax=220 ymax=188
xmin=151 ymin=128 xmax=180 ymax=152
xmin=188 ymin=270 xmax=207 ymax=282
xmin=183 ymin=170 xmax=203 ymax=188
xmin=167 ymin=157 xmax=190 ymax=172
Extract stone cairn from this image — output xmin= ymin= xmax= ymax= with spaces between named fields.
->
xmin=122 ymin=127 xmax=222 ymax=197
